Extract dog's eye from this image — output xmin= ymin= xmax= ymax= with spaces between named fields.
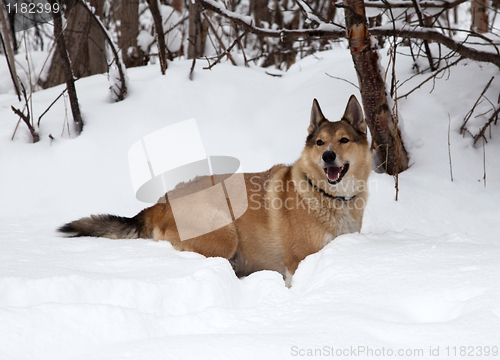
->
xmin=316 ymin=139 xmax=324 ymax=146
xmin=340 ymin=137 xmax=350 ymax=144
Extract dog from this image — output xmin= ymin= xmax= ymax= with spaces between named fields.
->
xmin=59 ymin=95 xmax=372 ymax=287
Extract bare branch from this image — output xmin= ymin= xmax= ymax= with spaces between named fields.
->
xmin=196 ymin=0 xmax=345 ymax=39
xmin=38 ymin=88 xmax=68 ymax=127
xmin=197 ymin=0 xmax=500 ymax=69
xmin=147 ymin=0 xmax=168 ymax=74
xmin=460 ymin=76 xmax=494 ymax=134
xmin=295 ymin=0 xmax=345 ymax=29
xmin=448 ymin=114 xmax=453 ymax=182
xmin=410 ymin=0 xmax=436 ymax=71
xmin=474 ymin=106 xmax=500 ymax=145
xmin=371 ymin=26 xmax=500 ymax=69
xmin=325 ymin=72 xmax=359 ymax=89
xmin=362 ymin=0 xmax=468 ymax=9
xmin=203 ymin=13 xmax=237 ymax=66
xmin=203 ymin=31 xmax=246 ymax=69
xmin=11 ymin=84 xmax=39 ymax=143
xmin=397 ymin=56 xmax=463 ymax=99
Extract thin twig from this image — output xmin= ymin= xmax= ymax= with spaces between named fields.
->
xmin=460 ymin=76 xmax=494 ymax=134
xmin=362 ymin=0 xmax=468 ymax=8
xmin=448 ymin=114 xmax=453 ymax=181
xmin=11 ymin=84 xmax=39 ymax=143
xmin=410 ymin=0 xmax=435 ymax=71
xmin=397 ymin=56 xmax=463 ymax=99
xmin=189 ymin=57 xmax=196 ymax=80
xmin=38 ymin=88 xmax=68 ymax=127
xmin=325 ymin=73 xmax=359 ymax=89
xmin=203 ymin=31 xmax=245 ymax=70
xmin=202 ymin=12 xmax=237 ymax=66
xmin=473 ymin=106 xmax=500 ymax=145
xmin=482 ymin=138 xmax=486 ymax=187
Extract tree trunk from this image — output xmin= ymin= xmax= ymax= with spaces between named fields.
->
xmin=119 ymin=0 xmax=145 ymax=68
xmin=44 ymin=0 xmax=107 ymax=89
xmin=471 ymin=0 xmax=489 ymax=33
xmin=48 ymin=0 xmax=83 ymax=135
xmin=0 ymin=2 xmax=21 ymax=100
xmin=188 ymin=1 xmax=208 ymax=59
xmin=251 ymin=0 xmax=272 ymax=26
xmin=343 ymin=0 xmax=409 ymax=175
xmin=75 ymin=0 xmax=127 ymax=101
xmin=148 ymin=0 xmax=168 ymax=73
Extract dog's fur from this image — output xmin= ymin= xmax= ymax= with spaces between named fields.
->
xmin=59 ymin=96 xmax=372 ymax=286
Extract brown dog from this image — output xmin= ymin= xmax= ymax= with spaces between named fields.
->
xmin=60 ymin=96 xmax=372 ymax=286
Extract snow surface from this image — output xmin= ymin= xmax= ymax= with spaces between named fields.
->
xmin=1 ymin=45 xmax=500 ymax=359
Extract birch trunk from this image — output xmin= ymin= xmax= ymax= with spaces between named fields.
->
xmin=343 ymin=0 xmax=409 ymax=175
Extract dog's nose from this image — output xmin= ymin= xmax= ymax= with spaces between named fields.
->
xmin=322 ymin=151 xmax=336 ymax=165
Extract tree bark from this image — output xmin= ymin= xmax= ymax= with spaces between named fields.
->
xmin=188 ymin=1 xmax=208 ymax=59
xmin=343 ymin=0 xmax=409 ymax=175
xmin=119 ymin=0 xmax=145 ymax=68
xmin=0 ymin=1 xmax=21 ymax=100
xmin=471 ymin=0 xmax=489 ymax=33
xmin=251 ymin=0 xmax=272 ymax=26
xmin=148 ymin=0 xmax=168 ymax=73
xmin=44 ymin=0 xmax=107 ymax=88
xmin=75 ymin=0 xmax=127 ymax=101
xmin=49 ymin=0 xmax=83 ymax=135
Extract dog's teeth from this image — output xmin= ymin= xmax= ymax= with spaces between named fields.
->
xmin=326 ymin=166 xmax=342 ymax=181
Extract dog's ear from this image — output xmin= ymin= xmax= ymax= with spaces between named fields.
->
xmin=309 ymin=99 xmax=328 ymax=134
xmin=342 ymin=95 xmax=366 ymax=133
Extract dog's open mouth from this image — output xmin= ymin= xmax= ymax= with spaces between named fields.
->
xmin=324 ymin=163 xmax=349 ymax=184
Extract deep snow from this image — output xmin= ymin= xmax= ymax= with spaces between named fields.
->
xmin=1 ymin=44 xmax=500 ymax=359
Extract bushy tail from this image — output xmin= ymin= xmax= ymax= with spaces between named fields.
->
xmin=58 ymin=212 xmax=151 ymax=239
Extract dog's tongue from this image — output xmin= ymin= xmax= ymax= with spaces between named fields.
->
xmin=327 ymin=166 xmax=342 ymax=181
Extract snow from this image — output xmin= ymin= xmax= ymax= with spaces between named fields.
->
xmin=1 ymin=45 xmax=500 ymax=359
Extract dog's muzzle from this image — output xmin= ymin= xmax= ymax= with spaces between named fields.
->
xmin=322 ymin=151 xmax=349 ymax=184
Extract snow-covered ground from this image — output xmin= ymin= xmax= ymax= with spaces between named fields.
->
xmin=1 ymin=45 xmax=500 ymax=359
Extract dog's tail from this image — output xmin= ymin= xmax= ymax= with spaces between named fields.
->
xmin=58 ymin=209 xmax=152 ymax=239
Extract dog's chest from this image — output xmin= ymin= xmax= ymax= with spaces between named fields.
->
xmin=319 ymin=205 xmax=360 ymax=246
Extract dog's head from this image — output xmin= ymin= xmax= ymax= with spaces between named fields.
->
xmin=301 ymin=95 xmax=371 ymax=195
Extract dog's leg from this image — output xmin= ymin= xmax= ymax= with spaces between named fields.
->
xmin=284 ymin=268 xmax=294 ymax=288
xmin=155 ymin=222 xmax=239 ymax=260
